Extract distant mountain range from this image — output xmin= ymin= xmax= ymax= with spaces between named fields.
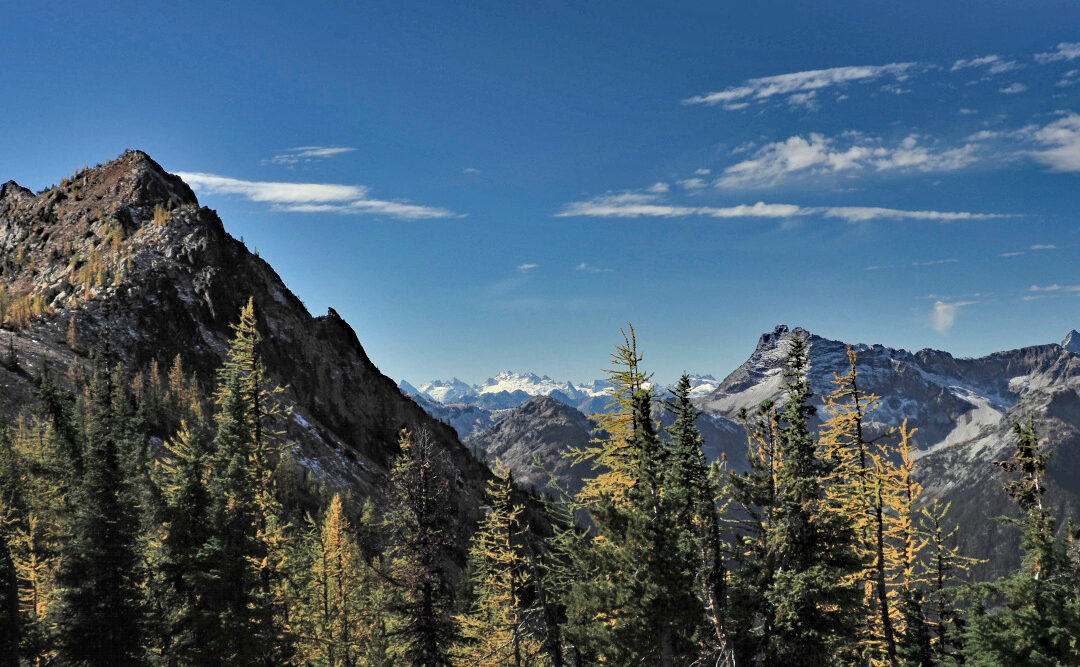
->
xmin=397 ymin=371 xmax=717 ymax=418
xmin=407 ymin=325 xmax=1080 ymax=576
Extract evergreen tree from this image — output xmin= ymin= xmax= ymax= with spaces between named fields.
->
xmin=728 ymin=399 xmax=782 ymax=664
xmin=457 ymin=460 xmax=543 ymax=666
xmin=964 ymin=419 xmax=1080 ymax=665
xmin=896 ymin=588 xmax=933 ymax=667
xmin=619 ymin=388 xmax=703 ymax=665
xmin=384 ymin=428 xmax=458 ymax=666
xmin=762 ymin=335 xmax=860 ymax=666
xmin=666 ymin=374 xmax=733 ymax=660
xmin=55 ymin=345 xmax=143 ymax=664
xmin=155 ymin=422 xmax=224 ymax=664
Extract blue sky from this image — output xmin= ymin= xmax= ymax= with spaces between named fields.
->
xmin=3 ymin=1 xmax=1080 ymax=385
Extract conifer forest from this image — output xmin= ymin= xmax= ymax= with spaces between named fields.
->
xmin=0 ymin=301 xmax=1076 ymax=665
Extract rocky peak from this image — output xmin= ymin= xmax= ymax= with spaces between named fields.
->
xmin=97 ymin=149 xmax=199 ymax=209
xmin=0 ymin=152 xmax=493 ymax=534
xmin=0 ymin=180 xmax=32 ymax=202
xmin=1062 ymin=330 xmax=1080 ymax=355
xmin=756 ymin=323 xmax=790 ymax=350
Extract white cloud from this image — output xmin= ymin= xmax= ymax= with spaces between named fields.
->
xmin=820 ymin=207 xmax=1003 ymax=222
xmin=787 ymin=91 xmax=819 ymax=110
xmin=576 ymin=262 xmax=613 ymax=274
xmin=263 ymin=146 xmax=356 ymax=165
xmin=715 ymin=133 xmax=980 ymax=188
xmin=867 ymin=258 xmax=958 ymax=270
xmin=912 ymin=258 xmax=959 ymax=267
xmin=1030 ymin=113 xmax=1080 ymax=171
xmin=175 ymin=172 xmax=460 ymax=220
xmin=463 ymin=167 xmax=482 ymax=174
xmin=932 ymin=300 xmax=975 ymax=333
xmin=682 ymin=62 xmax=918 ymax=110
xmin=999 ymin=82 xmax=1028 ymax=95
xmin=677 ymin=178 xmax=708 ymax=190
xmin=646 ymin=182 xmax=671 ymax=193
xmin=1030 ymin=243 xmax=1057 ymax=250
xmin=951 ymin=54 xmax=1021 ymax=74
xmin=555 ymin=190 xmax=1008 ymax=222
xmin=517 ymin=263 xmax=539 ymax=272
xmin=693 ymin=168 xmax=712 ymax=175
xmin=176 ymin=172 xmax=368 ymax=203
xmin=999 ymin=251 xmax=1025 ymax=257
xmin=1035 ymin=42 xmax=1080 ymax=64
xmin=1028 ymin=283 xmax=1080 ymax=292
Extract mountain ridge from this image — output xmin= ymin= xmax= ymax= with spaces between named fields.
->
xmin=0 ymin=150 xmax=494 ymax=537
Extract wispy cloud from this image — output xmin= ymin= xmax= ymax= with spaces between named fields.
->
xmin=867 ymin=258 xmax=958 ymax=270
xmin=1035 ymin=42 xmax=1080 ymax=64
xmin=1030 ymin=243 xmax=1057 ymax=250
xmin=999 ymin=82 xmax=1028 ymax=95
xmin=263 ymin=146 xmax=356 ymax=166
xmin=682 ymin=62 xmax=918 ymax=110
xmin=517 ymin=263 xmax=539 ymax=273
xmin=1028 ymin=283 xmax=1080 ymax=293
xmin=677 ymin=178 xmax=708 ymax=190
xmin=715 ymin=133 xmax=980 ymax=188
xmin=463 ymin=167 xmax=482 ymax=175
xmin=175 ymin=172 xmax=460 ymax=220
xmin=555 ymin=190 xmax=1008 ymax=222
xmin=951 ymin=54 xmax=1021 ymax=75
xmin=1030 ymin=113 xmax=1080 ymax=171
xmin=932 ymin=300 xmax=975 ymax=333
xmin=576 ymin=262 xmax=613 ymax=274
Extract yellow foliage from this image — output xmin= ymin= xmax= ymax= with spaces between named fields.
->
xmin=569 ymin=325 xmax=652 ymax=508
xmin=820 ymin=347 xmax=927 ymax=666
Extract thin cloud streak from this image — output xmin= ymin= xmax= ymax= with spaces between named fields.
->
xmin=556 ymin=191 xmax=1010 ymax=222
xmin=682 ymin=62 xmax=918 ymax=110
xmin=175 ymin=172 xmax=460 ymax=220
xmin=263 ymin=146 xmax=356 ymax=165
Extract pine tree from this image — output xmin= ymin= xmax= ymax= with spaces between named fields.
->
xmin=896 ymin=588 xmax=933 ymax=667
xmin=0 ymin=417 xmax=19 ymax=666
xmin=457 ymin=460 xmax=543 ymax=666
xmin=206 ymin=297 xmax=293 ymax=663
xmin=666 ymin=374 xmax=732 ymax=660
xmin=762 ymin=335 xmax=860 ymax=666
xmin=728 ymin=399 xmax=782 ymax=664
xmin=55 ymin=345 xmax=143 ymax=664
xmin=384 ymin=428 xmax=458 ymax=666
xmin=568 ymin=325 xmax=651 ymax=508
xmin=293 ymin=493 xmax=369 ymax=666
xmin=919 ymin=501 xmax=975 ymax=666
xmin=155 ymin=422 xmax=224 ymax=664
xmin=820 ymin=348 xmax=932 ymax=667
xmin=620 ymin=388 xmax=703 ymax=665
xmin=964 ymin=419 xmax=1080 ymax=665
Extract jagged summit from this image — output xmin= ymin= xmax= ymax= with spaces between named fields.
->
xmin=1063 ymin=329 xmax=1080 ymax=354
xmin=0 ymin=153 xmax=491 ymax=528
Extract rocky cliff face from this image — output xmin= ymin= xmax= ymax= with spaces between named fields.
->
xmin=699 ymin=324 xmax=1080 ymax=575
xmin=0 ymin=150 xmax=488 ymax=531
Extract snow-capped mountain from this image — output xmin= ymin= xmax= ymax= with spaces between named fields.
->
xmin=415 ymin=377 xmax=477 ymax=404
xmin=400 ymin=370 xmax=722 ymax=422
